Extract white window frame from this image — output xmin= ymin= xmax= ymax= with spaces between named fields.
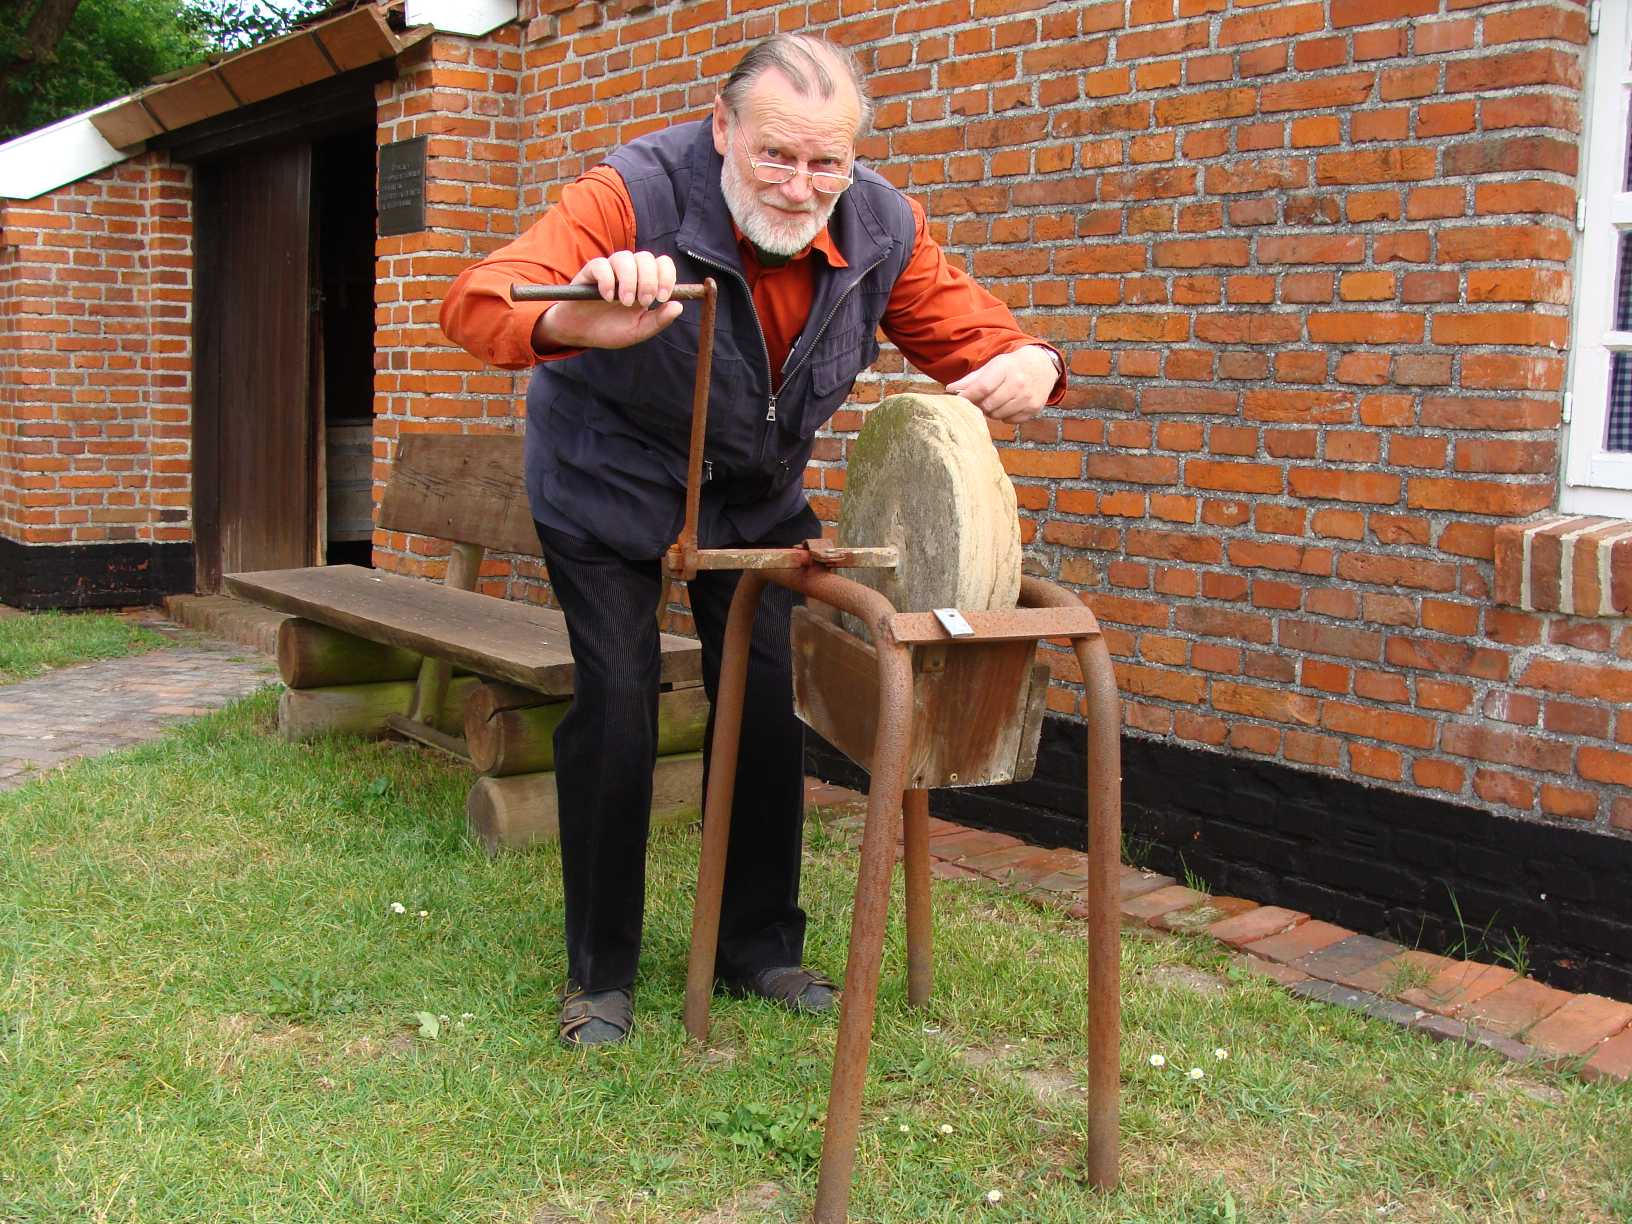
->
xmin=1566 ymin=0 xmax=1632 ymax=515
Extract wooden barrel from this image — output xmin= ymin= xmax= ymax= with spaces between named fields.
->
xmin=326 ymin=418 xmax=374 ymax=543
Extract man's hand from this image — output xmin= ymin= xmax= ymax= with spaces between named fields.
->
xmin=531 ymin=251 xmax=684 ymax=351
xmin=946 ymin=345 xmax=1061 ymax=423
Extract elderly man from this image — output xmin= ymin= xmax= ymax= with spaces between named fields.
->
xmin=441 ymin=33 xmax=1064 ymax=1046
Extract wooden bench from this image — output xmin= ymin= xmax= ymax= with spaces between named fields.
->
xmin=224 ymin=432 xmax=707 ymax=852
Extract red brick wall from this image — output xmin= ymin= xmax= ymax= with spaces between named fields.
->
xmin=0 ymin=153 xmax=193 ymax=550
xmin=369 ymin=31 xmax=546 ymax=595
xmin=0 ymin=239 xmax=18 ymax=538
xmin=425 ymin=0 xmax=1623 ymax=835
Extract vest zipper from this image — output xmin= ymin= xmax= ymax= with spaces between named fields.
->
xmin=776 ymin=252 xmax=889 ymax=391
xmin=683 ymin=246 xmax=889 ymax=470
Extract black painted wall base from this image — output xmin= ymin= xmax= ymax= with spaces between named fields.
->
xmin=807 ymin=714 xmax=1632 ymax=1000
xmin=0 ymin=537 xmax=195 ymax=610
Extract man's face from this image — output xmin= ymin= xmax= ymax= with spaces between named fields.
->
xmin=712 ymin=66 xmax=860 ymax=258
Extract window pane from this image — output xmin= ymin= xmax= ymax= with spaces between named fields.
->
xmin=1617 ymin=151 xmax=1632 ymax=451
xmin=1612 ymin=351 xmax=1632 ymax=450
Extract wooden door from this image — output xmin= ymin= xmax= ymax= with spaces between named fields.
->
xmin=193 ymin=142 xmax=316 ymax=592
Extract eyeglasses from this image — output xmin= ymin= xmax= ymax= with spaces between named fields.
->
xmin=747 ymin=156 xmax=854 ymax=195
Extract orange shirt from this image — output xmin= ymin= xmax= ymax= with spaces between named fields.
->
xmin=441 ymin=165 xmax=1065 ymax=402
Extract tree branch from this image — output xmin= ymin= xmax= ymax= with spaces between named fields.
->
xmin=22 ymin=0 xmax=84 ymax=64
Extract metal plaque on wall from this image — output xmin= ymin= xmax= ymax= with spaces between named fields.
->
xmin=378 ymin=136 xmax=427 ymax=237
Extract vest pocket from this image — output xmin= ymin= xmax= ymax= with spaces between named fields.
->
xmin=810 ymin=325 xmax=879 ymax=396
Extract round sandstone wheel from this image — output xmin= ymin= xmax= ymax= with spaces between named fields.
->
xmin=834 ymin=393 xmax=1021 ymax=633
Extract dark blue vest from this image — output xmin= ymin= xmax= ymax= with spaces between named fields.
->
xmin=525 ymin=120 xmax=916 ymax=559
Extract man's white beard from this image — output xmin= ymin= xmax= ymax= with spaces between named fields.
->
xmin=721 ymin=148 xmax=838 ymax=258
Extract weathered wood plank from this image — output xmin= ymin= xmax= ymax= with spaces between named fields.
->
xmin=409 ymin=542 xmax=482 ymax=722
xmin=790 ymin=607 xmax=1041 ymax=790
xmin=226 ymin=565 xmax=702 ymax=693
xmin=888 ymin=605 xmax=1101 ymax=644
xmin=385 ymin=714 xmax=471 ymax=762
xmin=377 ymin=433 xmax=541 ymax=558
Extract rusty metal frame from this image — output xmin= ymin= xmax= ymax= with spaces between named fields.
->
xmin=683 ymin=565 xmax=1122 ymax=1223
xmin=511 ymin=277 xmax=1121 ymax=1220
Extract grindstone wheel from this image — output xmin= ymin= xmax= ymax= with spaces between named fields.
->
xmin=834 ymin=393 xmax=1021 ymax=636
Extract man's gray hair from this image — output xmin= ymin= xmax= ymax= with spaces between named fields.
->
xmin=720 ymin=34 xmax=873 ymax=136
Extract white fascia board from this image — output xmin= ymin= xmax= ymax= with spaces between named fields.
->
xmin=0 ymin=98 xmax=140 ymax=202
xmin=402 ymin=0 xmax=518 ymax=36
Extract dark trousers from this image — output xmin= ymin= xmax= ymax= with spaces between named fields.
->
xmin=535 ymin=510 xmax=818 ymax=992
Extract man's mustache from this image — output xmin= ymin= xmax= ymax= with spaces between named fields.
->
xmin=762 ymin=197 xmax=818 ymax=214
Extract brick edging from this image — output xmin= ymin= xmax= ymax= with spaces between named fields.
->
xmin=1494 ymin=514 xmax=1632 ymax=618
xmin=807 ymin=780 xmax=1632 ymax=1084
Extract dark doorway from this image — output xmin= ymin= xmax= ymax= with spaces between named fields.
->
xmin=313 ymin=127 xmax=379 ymax=569
xmin=192 ymin=141 xmax=317 ymax=593
xmin=190 ymin=124 xmax=377 ymax=590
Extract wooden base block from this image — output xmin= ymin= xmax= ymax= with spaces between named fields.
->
xmin=466 ymin=751 xmax=703 ymax=854
xmin=278 ymin=674 xmax=480 ymax=740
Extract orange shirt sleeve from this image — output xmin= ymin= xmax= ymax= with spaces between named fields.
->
xmin=439 ymin=166 xmax=636 ymax=370
xmin=880 ymin=194 xmax=1066 ymax=406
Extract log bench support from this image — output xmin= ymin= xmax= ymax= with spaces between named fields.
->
xmin=226 ymin=434 xmax=707 ymax=854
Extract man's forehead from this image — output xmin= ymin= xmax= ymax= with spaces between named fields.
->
xmin=737 ymin=66 xmax=860 ymax=146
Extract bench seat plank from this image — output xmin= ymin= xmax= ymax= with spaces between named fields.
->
xmin=225 ymin=565 xmax=701 ymax=694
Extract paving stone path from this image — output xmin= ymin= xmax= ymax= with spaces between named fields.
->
xmin=0 ymin=617 xmax=276 ymax=792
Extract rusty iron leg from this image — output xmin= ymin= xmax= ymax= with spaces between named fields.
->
xmin=902 ymin=788 xmax=933 ymax=1008
xmin=1075 ymin=631 xmax=1121 ymax=1190
xmin=682 ymin=570 xmax=769 ymax=1043
xmin=1021 ymin=577 xmax=1121 ymax=1191
xmin=758 ymin=567 xmax=917 ymax=1224
xmin=811 ymin=632 xmax=914 ymax=1224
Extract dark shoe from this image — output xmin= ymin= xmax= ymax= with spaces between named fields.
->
xmin=558 ymin=982 xmax=633 ymax=1047
xmin=721 ymin=965 xmax=837 ymax=1014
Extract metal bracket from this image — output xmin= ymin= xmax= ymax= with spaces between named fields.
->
xmin=932 ymin=607 xmax=975 ymax=637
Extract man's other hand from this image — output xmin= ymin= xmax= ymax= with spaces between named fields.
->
xmin=532 ymin=251 xmax=684 ymax=351
xmin=946 ymin=345 xmax=1060 ymax=423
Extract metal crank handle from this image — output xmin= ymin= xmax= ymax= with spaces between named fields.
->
xmin=510 ymin=283 xmax=711 ymax=303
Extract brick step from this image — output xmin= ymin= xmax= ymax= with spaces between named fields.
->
xmin=164 ymin=594 xmax=288 ymax=658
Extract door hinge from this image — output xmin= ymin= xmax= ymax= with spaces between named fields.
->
xmin=1590 ymin=0 xmax=1601 ymax=36
xmin=1576 ymin=199 xmax=1587 ymax=232
xmin=1562 ymin=391 xmax=1573 ymax=424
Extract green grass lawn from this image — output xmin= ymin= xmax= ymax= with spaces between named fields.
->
xmin=1 ymin=690 xmax=1629 ymax=1222
xmin=0 ymin=609 xmax=169 ymax=685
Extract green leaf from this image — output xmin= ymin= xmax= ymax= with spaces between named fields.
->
xmin=415 ymin=1011 xmax=441 ymax=1040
